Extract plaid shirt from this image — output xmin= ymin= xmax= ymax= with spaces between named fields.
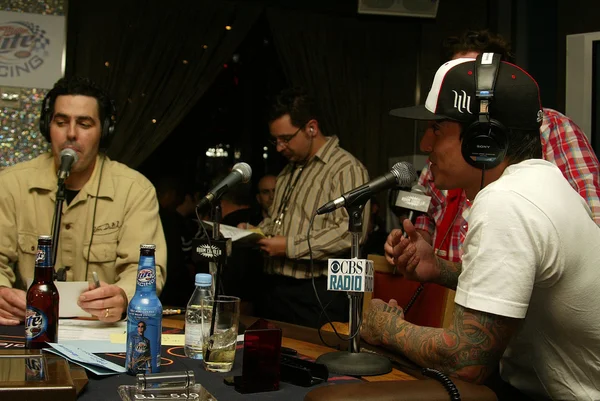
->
xmin=415 ymin=108 xmax=600 ymax=262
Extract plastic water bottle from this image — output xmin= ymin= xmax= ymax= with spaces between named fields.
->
xmin=184 ymin=273 xmax=213 ymax=359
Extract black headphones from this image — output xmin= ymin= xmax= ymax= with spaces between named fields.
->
xmin=461 ymin=53 xmax=508 ymax=169
xmin=39 ymin=89 xmax=117 ymax=150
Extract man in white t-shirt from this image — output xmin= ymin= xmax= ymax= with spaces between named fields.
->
xmin=360 ymin=54 xmax=600 ymax=400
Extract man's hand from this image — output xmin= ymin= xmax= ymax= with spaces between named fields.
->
xmin=78 ymin=282 xmax=128 ymax=322
xmin=384 ymin=219 xmax=438 ymax=283
xmin=361 ymin=298 xmax=404 ymax=346
xmin=0 ymin=287 xmax=26 ymax=325
xmin=258 ymin=236 xmax=287 ymax=257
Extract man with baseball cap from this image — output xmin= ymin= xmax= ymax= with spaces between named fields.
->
xmin=361 ymin=54 xmax=600 ymax=400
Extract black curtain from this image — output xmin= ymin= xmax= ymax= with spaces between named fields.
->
xmin=67 ymin=0 xmax=264 ymax=167
xmin=266 ymin=8 xmax=421 ymax=179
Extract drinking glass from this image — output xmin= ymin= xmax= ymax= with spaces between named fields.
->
xmin=201 ymin=296 xmax=240 ymax=373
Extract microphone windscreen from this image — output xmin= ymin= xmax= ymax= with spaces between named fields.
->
xmin=59 ymin=148 xmax=79 ymax=164
xmin=232 ymin=162 xmax=252 ymax=183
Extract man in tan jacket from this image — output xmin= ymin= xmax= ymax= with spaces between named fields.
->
xmin=0 ymin=77 xmax=166 ymax=325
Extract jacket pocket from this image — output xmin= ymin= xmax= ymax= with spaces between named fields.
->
xmin=83 ymin=241 xmax=117 ymax=263
xmin=17 ymin=233 xmax=39 ymax=255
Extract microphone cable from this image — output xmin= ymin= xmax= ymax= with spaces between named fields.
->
xmin=306 ymin=213 xmax=363 ymax=348
xmin=422 ymin=367 xmax=461 ymax=401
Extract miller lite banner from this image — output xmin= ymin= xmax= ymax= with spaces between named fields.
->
xmin=0 ymin=11 xmax=65 ymax=89
xmin=327 ymin=258 xmax=374 ymax=293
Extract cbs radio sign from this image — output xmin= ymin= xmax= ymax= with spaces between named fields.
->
xmin=327 ymin=258 xmax=374 ymax=292
xmin=0 ymin=11 xmax=65 ymax=89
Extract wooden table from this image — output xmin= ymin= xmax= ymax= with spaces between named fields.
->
xmin=163 ymin=314 xmax=418 ymax=383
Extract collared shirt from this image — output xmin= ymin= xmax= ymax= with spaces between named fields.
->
xmin=0 ymin=153 xmax=167 ymax=301
xmin=259 ymin=136 xmax=370 ymax=278
xmin=415 ymin=108 xmax=600 ymax=262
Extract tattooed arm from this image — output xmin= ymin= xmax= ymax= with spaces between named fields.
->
xmin=433 ymin=256 xmax=462 ymax=290
xmin=361 ymin=299 xmax=520 ymax=384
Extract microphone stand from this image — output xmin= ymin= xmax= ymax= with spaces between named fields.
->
xmin=316 ymin=203 xmax=392 ymax=376
xmin=50 ymin=180 xmax=66 ymax=280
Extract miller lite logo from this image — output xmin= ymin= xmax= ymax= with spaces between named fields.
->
xmin=135 ymin=341 xmax=148 ymax=353
xmin=25 ymin=307 xmax=47 ymax=340
xmin=452 ymin=90 xmax=473 ymax=114
xmin=35 ymin=249 xmax=45 ymax=263
xmin=137 ymin=268 xmax=155 ymax=286
xmin=0 ymin=21 xmax=51 ymax=78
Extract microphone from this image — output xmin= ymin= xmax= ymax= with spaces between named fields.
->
xmin=316 ymin=161 xmax=417 ymax=215
xmin=395 ymin=184 xmax=432 ymax=237
xmin=57 ymin=148 xmax=79 ymax=183
xmin=197 ymin=162 xmax=252 ymax=210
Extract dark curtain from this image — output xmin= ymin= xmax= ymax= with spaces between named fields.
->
xmin=67 ymin=0 xmax=264 ymax=167
xmin=266 ymin=8 xmax=421 ymax=178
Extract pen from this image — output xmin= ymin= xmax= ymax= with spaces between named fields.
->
xmin=92 ymin=271 xmax=101 ymax=289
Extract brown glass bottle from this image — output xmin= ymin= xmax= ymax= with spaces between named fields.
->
xmin=25 ymin=235 xmax=59 ymax=349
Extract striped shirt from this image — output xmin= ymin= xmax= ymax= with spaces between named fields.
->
xmin=415 ymin=108 xmax=600 ymax=262
xmin=259 ymin=136 xmax=370 ymax=278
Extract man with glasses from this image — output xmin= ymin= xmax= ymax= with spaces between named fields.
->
xmin=257 ymin=87 xmax=370 ymax=328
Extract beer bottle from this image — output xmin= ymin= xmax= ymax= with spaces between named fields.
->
xmin=25 ymin=235 xmax=59 ymax=349
xmin=125 ymin=244 xmax=162 ymax=375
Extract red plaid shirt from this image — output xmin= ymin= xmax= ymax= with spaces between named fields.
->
xmin=415 ymin=108 xmax=600 ymax=262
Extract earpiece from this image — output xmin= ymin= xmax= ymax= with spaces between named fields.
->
xmin=461 ymin=53 xmax=508 ymax=170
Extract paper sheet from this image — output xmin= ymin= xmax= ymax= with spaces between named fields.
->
xmin=201 ymin=221 xmax=265 ymax=243
xmin=27 ymin=279 xmax=91 ymax=318
xmin=45 ymin=343 xmax=126 ymax=375
xmin=59 ymin=319 xmax=127 ymax=341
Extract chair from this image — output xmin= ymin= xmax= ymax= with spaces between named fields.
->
xmin=367 ymin=254 xmax=455 ymax=328
xmin=321 ymin=254 xmax=455 ymax=333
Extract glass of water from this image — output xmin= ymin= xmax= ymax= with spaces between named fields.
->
xmin=201 ymin=296 xmax=240 ymax=373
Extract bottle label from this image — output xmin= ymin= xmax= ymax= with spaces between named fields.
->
xmin=125 ymin=308 xmax=162 ymax=374
xmin=25 ymin=307 xmax=47 ymax=340
xmin=137 ymin=256 xmax=155 ymax=287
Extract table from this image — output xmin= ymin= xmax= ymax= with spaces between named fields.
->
xmin=0 ymin=316 xmax=418 ymax=401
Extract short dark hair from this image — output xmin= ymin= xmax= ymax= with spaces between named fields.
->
xmin=442 ymin=29 xmax=514 ymax=63
xmin=267 ymin=87 xmax=320 ymax=128
xmin=505 ymin=127 xmax=542 ymax=163
xmin=46 ymin=76 xmax=114 ymax=129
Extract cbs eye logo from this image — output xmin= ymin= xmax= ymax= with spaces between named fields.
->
xmin=330 ymin=261 xmax=341 ymax=274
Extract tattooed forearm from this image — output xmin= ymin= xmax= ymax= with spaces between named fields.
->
xmin=434 ymin=257 xmax=462 ymax=290
xmin=380 ymin=304 xmax=519 ymax=384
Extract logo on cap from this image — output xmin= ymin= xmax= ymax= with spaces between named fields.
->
xmin=452 ymin=90 xmax=473 ymax=114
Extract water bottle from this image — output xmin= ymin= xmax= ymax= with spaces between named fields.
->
xmin=184 ymin=273 xmax=213 ymax=359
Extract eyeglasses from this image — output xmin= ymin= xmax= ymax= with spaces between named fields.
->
xmin=269 ymin=122 xmax=308 ymax=147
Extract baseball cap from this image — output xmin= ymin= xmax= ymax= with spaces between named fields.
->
xmin=390 ymin=56 xmax=543 ymax=130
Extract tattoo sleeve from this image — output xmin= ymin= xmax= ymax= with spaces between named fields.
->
xmin=434 ymin=256 xmax=462 ymax=290
xmin=380 ymin=304 xmax=519 ymax=383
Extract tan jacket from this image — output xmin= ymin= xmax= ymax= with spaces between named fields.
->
xmin=0 ymin=153 xmax=166 ymax=301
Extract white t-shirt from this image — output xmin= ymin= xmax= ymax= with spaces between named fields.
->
xmin=455 ymin=159 xmax=600 ymax=400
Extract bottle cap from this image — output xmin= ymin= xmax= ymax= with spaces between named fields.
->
xmin=195 ymin=273 xmax=212 ymax=286
xmin=140 ymin=244 xmax=156 ymax=250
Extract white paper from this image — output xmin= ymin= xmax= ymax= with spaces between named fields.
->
xmin=45 ymin=343 xmax=126 ymax=375
xmin=59 ymin=319 xmax=127 ymax=342
xmin=27 ymin=279 xmax=91 ymax=318
xmin=202 ymin=221 xmax=265 ymax=243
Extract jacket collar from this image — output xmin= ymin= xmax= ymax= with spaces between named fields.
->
xmin=29 ymin=153 xmax=115 ymax=202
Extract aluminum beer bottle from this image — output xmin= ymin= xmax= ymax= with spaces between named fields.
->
xmin=25 ymin=235 xmax=59 ymax=349
xmin=125 ymin=244 xmax=162 ymax=375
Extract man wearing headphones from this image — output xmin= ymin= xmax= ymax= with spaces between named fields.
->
xmin=361 ymin=56 xmax=600 ymax=399
xmin=0 ymin=76 xmax=166 ymax=325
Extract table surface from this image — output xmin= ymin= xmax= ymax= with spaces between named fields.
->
xmin=163 ymin=315 xmax=418 ymax=382
xmin=0 ymin=315 xmax=420 ymax=401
